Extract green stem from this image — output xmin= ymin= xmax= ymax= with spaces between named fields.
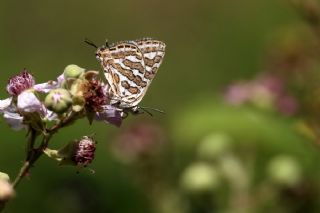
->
xmin=12 ymin=112 xmax=80 ymax=189
xmin=12 ymin=134 xmax=48 ymax=188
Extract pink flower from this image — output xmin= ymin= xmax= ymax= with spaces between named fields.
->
xmin=224 ymin=74 xmax=299 ymax=116
xmin=1 ymin=70 xmax=59 ymax=130
xmin=95 ymin=105 xmax=122 ymax=127
xmin=224 ymin=83 xmax=251 ymax=105
xmin=276 ymin=95 xmax=299 ymax=116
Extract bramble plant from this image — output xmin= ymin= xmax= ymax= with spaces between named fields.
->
xmin=0 ymin=65 xmax=122 ymax=211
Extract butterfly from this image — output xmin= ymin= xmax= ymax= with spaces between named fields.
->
xmin=89 ymin=38 xmax=166 ymax=116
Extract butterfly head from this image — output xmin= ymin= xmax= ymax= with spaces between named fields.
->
xmin=95 ymin=47 xmax=112 ymax=62
xmin=84 ymin=38 xmax=111 ymax=62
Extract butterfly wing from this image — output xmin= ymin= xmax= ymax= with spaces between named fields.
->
xmin=135 ymin=38 xmax=166 ymax=88
xmin=96 ymin=42 xmax=148 ymax=108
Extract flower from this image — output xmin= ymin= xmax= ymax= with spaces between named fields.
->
xmin=224 ymin=74 xmax=299 ymax=115
xmin=6 ymin=69 xmax=35 ymax=96
xmin=95 ymin=105 xmax=122 ymax=127
xmin=1 ymin=69 xmax=60 ymax=130
xmin=224 ymin=83 xmax=251 ymax=105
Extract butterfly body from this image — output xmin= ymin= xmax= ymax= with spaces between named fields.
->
xmin=96 ymin=38 xmax=166 ymax=114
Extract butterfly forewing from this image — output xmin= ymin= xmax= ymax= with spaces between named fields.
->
xmin=96 ymin=38 xmax=165 ymax=109
xmin=135 ymin=38 xmax=166 ymax=85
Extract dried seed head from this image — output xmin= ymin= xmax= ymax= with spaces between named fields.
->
xmin=73 ymin=136 xmax=96 ymax=166
xmin=84 ymin=79 xmax=108 ymax=111
xmin=6 ymin=69 xmax=35 ymax=96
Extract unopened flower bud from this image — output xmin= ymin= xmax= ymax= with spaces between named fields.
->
xmin=64 ymin=64 xmax=85 ymax=79
xmin=197 ymin=133 xmax=232 ymax=160
xmin=0 ymin=173 xmax=9 ymax=183
xmin=58 ymin=136 xmax=96 ymax=166
xmin=0 ymin=175 xmax=14 ymax=202
xmin=180 ymin=162 xmax=220 ymax=193
xmin=267 ymin=155 xmax=301 ymax=186
xmin=6 ymin=69 xmax=35 ymax=96
xmin=44 ymin=88 xmax=72 ymax=113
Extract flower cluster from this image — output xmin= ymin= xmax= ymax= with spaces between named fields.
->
xmin=224 ymin=74 xmax=299 ymax=116
xmin=0 ymin=65 xmax=122 ymax=131
xmin=0 ymin=64 xmax=126 ymax=174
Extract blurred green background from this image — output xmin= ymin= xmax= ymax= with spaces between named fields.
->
xmin=1 ymin=0 xmax=320 ymax=212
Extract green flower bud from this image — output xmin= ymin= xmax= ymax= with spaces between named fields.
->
xmin=45 ymin=88 xmax=72 ymax=113
xmin=180 ymin=162 xmax=220 ymax=194
xmin=0 ymin=178 xmax=14 ymax=202
xmin=197 ymin=133 xmax=232 ymax=160
xmin=0 ymin=172 xmax=9 ymax=182
xmin=267 ymin=155 xmax=301 ymax=186
xmin=64 ymin=64 xmax=85 ymax=79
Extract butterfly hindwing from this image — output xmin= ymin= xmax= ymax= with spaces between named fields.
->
xmin=97 ymin=42 xmax=148 ymax=107
xmin=96 ymin=38 xmax=165 ymax=109
xmin=135 ymin=38 xmax=166 ymax=85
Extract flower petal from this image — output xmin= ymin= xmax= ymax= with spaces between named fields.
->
xmin=3 ymin=111 xmax=25 ymax=131
xmin=96 ymin=105 xmax=122 ymax=127
xmin=0 ymin=98 xmax=12 ymax=113
xmin=34 ymin=81 xmax=59 ymax=93
xmin=33 ymin=74 xmax=65 ymax=93
xmin=44 ymin=109 xmax=58 ymax=121
xmin=17 ymin=91 xmax=42 ymax=113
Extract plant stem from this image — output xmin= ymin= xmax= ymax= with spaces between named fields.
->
xmin=12 ymin=138 xmax=46 ymax=188
xmin=11 ymin=112 xmax=80 ymax=189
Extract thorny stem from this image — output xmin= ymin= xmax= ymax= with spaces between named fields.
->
xmin=11 ymin=112 xmax=81 ymax=189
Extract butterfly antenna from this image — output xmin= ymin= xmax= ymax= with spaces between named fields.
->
xmin=140 ymin=107 xmax=153 ymax=116
xmin=140 ymin=106 xmax=165 ymax=115
xmin=84 ymin=38 xmax=98 ymax=48
xmin=105 ymin=39 xmax=110 ymax=48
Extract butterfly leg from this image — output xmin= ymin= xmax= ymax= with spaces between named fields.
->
xmin=131 ymin=106 xmax=153 ymax=116
xmin=120 ymin=111 xmax=129 ymax=118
